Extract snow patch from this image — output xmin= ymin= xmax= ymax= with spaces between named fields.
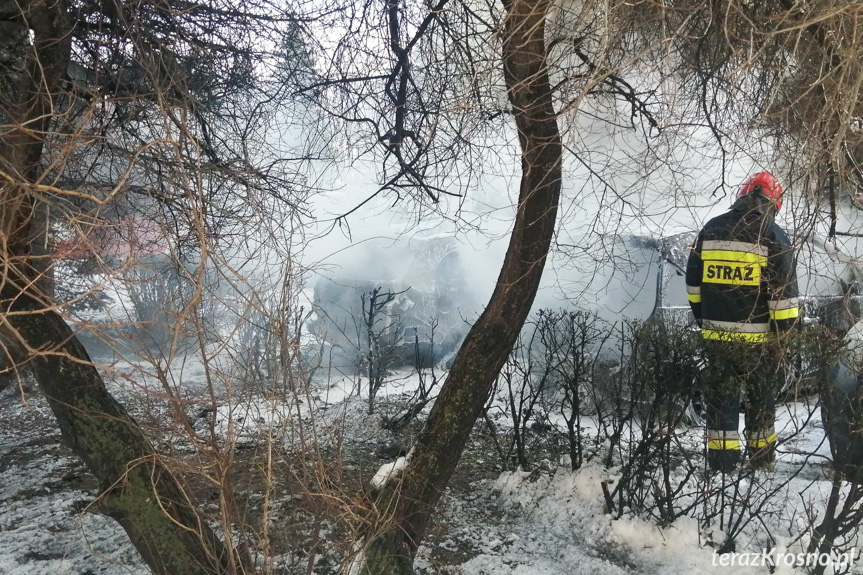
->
xmin=346 ymin=539 xmax=366 ymax=575
xmin=370 ymin=456 xmax=407 ymax=489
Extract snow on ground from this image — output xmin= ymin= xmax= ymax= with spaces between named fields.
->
xmin=425 ymin=464 xmax=848 ymax=575
xmin=0 ymin=386 xmax=148 ymax=575
xmin=2 ymin=366 xmax=862 ymax=575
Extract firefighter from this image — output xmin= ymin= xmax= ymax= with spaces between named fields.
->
xmin=685 ymin=172 xmax=799 ymax=472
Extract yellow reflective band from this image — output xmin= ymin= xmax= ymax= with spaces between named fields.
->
xmin=770 ymin=307 xmax=799 ymax=320
xmin=769 ymin=297 xmax=799 ymax=310
xmin=702 ymin=240 xmax=768 ymax=256
xmin=701 ymin=250 xmax=768 ymax=266
xmin=702 ymin=329 xmax=772 ymax=343
xmin=747 ymin=434 xmax=777 ymax=448
xmin=702 ymin=261 xmax=761 ymax=286
xmin=688 ymin=293 xmax=701 ymax=303
xmin=708 ymin=439 xmax=742 ymax=450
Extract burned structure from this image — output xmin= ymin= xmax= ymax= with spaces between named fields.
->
xmin=309 ymin=235 xmax=474 ymax=370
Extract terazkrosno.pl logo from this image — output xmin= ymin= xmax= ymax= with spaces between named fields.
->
xmin=713 ymin=548 xmax=857 ymax=569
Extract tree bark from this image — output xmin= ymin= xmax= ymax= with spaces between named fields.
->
xmin=1 ymin=2 xmax=233 ymax=573
xmin=359 ymin=0 xmax=562 ymax=571
xmin=4 ymin=292 xmax=233 ymax=575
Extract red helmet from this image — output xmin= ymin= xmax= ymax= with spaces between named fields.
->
xmin=737 ymin=171 xmax=783 ymax=211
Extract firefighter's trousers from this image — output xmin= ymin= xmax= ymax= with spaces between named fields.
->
xmin=703 ymin=341 xmax=780 ymax=472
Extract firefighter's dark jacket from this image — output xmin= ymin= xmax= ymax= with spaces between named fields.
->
xmin=685 ymin=193 xmax=799 ymax=342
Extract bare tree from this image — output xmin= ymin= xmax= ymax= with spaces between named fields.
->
xmin=381 ymin=318 xmax=441 ymax=431
xmin=337 ymin=0 xmax=563 ymax=571
xmin=360 ymin=286 xmax=405 ymax=414
xmin=0 ymin=0 xmax=315 ymax=572
xmin=323 ymin=1 xmax=863 ymax=569
xmin=4 ymin=0 xmax=863 ymax=573
xmin=541 ymin=309 xmax=604 ymax=471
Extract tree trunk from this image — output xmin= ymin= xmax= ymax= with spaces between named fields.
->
xmin=566 ymin=414 xmax=579 ymax=471
xmin=1 ymin=2 xmax=234 ymax=573
xmin=4 ymin=292 xmax=233 ymax=575
xmin=359 ymin=0 xmax=561 ymax=571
